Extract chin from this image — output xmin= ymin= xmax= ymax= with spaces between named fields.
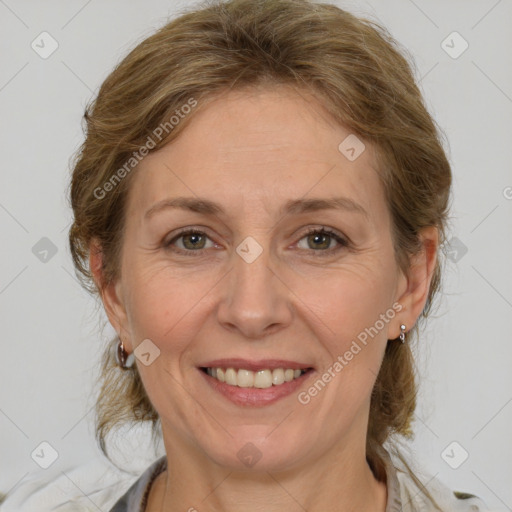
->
xmin=201 ymin=429 xmax=312 ymax=473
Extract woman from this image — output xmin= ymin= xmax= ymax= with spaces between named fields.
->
xmin=10 ymin=0 xmax=493 ymax=510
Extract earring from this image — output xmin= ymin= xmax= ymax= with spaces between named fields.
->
xmin=116 ymin=338 xmax=134 ymax=368
xmin=399 ymin=324 xmax=407 ymax=344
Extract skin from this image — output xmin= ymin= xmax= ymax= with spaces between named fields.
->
xmin=90 ymin=85 xmax=438 ymax=512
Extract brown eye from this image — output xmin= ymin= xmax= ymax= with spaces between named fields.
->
xmin=165 ymin=229 xmax=214 ymax=255
xmin=297 ymin=228 xmax=349 ymax=255
xmin=181 ymin=232 xmax=207 ymax=250
xmin=306 ymin=232 xmax=331 ymax=250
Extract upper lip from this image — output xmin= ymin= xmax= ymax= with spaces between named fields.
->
xmin=199 ymin=358 xmax=314 ymax=372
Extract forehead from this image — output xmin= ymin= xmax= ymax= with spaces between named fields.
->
xmin=126 ymin=87 xmax=387 ymax=227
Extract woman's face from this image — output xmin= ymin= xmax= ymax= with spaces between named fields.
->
xmin=100 ymin=86 xmax=432 ymax=472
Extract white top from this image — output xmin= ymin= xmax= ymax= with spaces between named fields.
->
xmin=0 ymin=446 xmax=500 ymax=511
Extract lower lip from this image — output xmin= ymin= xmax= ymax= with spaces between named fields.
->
xmin=198 ymin=368 xmax=314 ymax=407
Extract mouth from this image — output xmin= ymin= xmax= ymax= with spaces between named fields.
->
xmin=197 ymin=359 xmax=315 ymax=407
xmin=199 ymin=367 xmax=312 ymax=388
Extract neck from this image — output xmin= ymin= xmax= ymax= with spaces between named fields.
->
xmin=151 ymin=438 xmax=388 ymax=512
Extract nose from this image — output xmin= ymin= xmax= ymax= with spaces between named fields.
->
xmin=216 ymin=238 xmax=293 ymax=340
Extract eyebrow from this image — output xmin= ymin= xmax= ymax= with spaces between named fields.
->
xmin=144 ymin=196 xmax=369 ymax=221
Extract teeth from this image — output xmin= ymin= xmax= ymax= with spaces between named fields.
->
xmin=225 ymin=368 xmax=237 ymax=386
xmin=254 ymin=369 xmax=272 ymax=389
xmin=285 ymin=369 xmax=294 ymax=382
xmin=272 ymin=368 xmax=285 ymax=385
xmin=205 ymin=367 xmax=307 ymax=388
xmin=237 ymin=369 xmax=254 ymax=388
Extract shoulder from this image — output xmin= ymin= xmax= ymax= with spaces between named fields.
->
xmin=0 ymin=458 xmax=139 ymax=512
xmin=396 ymin=467 xmax=497 ymax=512
xmin=378 ymin=445 xmax=504 ymax=512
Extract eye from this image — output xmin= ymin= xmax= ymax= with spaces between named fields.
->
xmin=165 ymin=226 xmax=349 ymax=257
xmin=296 ymin=227 xmax=349 ymax=256
xmin=164 ymin=229 xmax=215 ymax=256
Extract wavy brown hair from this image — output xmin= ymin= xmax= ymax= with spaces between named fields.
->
xmin=68 ymin=0 xmax=451 ymax=508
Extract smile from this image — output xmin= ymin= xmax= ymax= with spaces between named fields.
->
xmin=198 ymin=358 xmax=315 ymax=406
xmin=201 ymin=367 xmax=309 ymax=388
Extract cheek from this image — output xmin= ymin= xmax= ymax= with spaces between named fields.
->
xmin=293 ymin=262 xmax=396 ymax=338
xmin=297 ymin=270 xmax=394 ymax=421
xmin=288 ymin=263 xmax=396 ymax=400
xmin=124 ymin=261 xmax=219 ymax=349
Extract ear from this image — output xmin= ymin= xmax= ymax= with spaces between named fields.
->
xmin=392 ymin=226 xmax=439 ymax=339
xmin=89 ymin=239 xmax=133 ymax=352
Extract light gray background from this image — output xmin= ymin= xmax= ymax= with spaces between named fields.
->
xmin=1 ymin=0 xmax=511 ymax=510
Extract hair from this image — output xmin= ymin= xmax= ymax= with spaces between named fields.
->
xmin=68 ymin=0 xmax=451 ymax=508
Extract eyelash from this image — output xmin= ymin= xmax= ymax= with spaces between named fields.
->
xmin=164 ymin=227 xmax=350 ymax=258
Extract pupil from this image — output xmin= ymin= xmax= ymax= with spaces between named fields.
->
xmin=185 ymin=234 xmax=204 ymax=249
xmin=310 ymin=233 xmax=328 ymax=249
